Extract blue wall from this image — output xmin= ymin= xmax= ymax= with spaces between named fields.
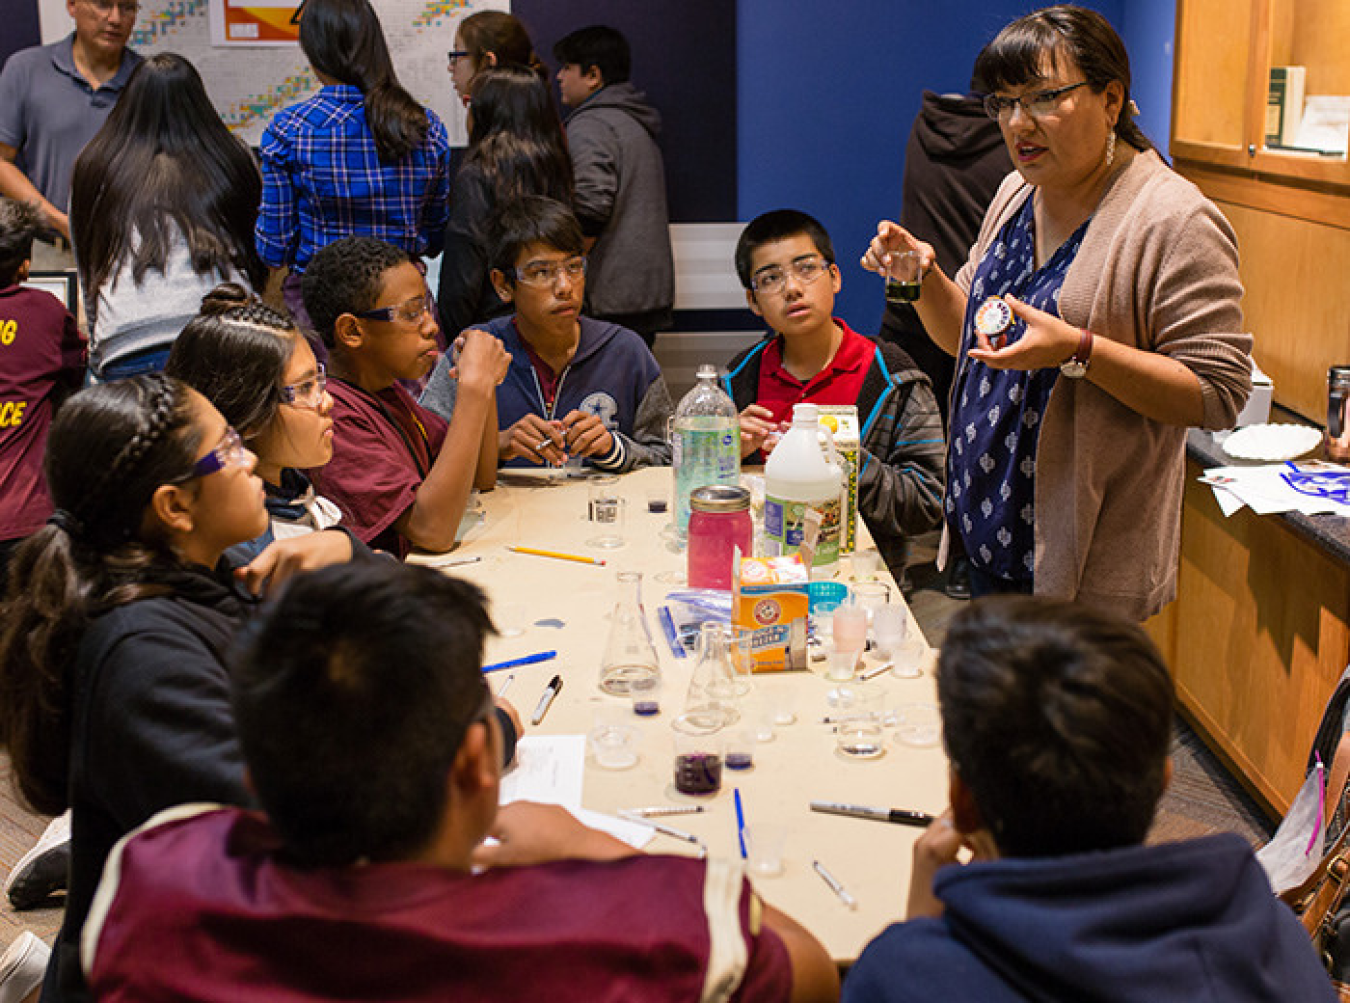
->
xmin=735 ymin=0 xmax=1175 ymax=335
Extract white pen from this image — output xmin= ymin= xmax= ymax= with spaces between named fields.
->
xmin=812 ymin=859 xmax=857 ymax=910
xmin=531 ymin=674 xmax=562 ymax=726
xmin=859 ymin=661 xmax=894 ymax=681
xmin=622 ymin=805 xmax=706 ymax=818
xmin=496 ymin=673 xmax=515 ymax=698
xmin=619 ymin=812 xmax=705 ymax=847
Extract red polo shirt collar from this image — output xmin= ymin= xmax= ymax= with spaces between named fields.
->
xmin=755 ymin=319 xmax=874 ymax=426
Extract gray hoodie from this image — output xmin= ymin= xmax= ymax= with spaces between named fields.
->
xmin=564 ymin=82 xmax=674 ymax=319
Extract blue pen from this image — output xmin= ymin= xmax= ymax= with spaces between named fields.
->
xmin=734 ymin=788 xmax=747 ymax=860
xmin=482 ymin=650 xmax=557 ymax=674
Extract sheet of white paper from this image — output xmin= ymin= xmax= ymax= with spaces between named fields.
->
xmin=1200 ymin=465 xmax=1350 ymax=518
xmin=498 ymin=735 xmax=586 ymax=810
xmin=571 ymin=808 xmax=656 ymax=850
xmin=1293 ymin=95 xmax=1350 ymax=155
xmin=1211 ymin=484 xmax=1247 ymax=517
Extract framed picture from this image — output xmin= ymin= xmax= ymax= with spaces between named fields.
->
xmin=24 ymin=269 xmax=79 ymax=316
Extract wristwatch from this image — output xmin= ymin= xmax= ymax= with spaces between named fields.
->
xmin=1060 ymin=328 xmax=1093 ymax=379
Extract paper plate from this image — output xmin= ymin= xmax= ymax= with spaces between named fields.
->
xmin=1221 ymin=423 xmax=1323 ymax=462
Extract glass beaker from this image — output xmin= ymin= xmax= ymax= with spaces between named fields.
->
xmin=598 ymin=571 xmax=661 ymax=696
xmin=673 ymin=621 xmax=740 ymax=734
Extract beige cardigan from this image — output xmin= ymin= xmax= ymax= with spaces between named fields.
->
xmin=954 ymin=149 xmax=1252 ymax=620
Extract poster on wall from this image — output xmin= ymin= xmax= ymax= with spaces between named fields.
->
xmin=210 ymin=1 xmax=302 ymax=47
xmin=56 ymin=0 xmax=511 ymax=146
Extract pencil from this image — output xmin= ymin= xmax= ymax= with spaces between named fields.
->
xmin=509 ymin=546 xmax=606 ymax=566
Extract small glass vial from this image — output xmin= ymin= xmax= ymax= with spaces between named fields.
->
xmin=687 ymin=485 xmax=753 ymax=590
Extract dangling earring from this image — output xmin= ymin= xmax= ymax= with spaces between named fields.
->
xmin=1105 ymin=131 xmax=1117 ymax=168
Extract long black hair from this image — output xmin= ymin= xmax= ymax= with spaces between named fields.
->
xmin=300 ymin=0 xmax=429 ymax=162
xmin=166 ymin=284 xmax=300 ymax=442
xmin=464 ymin=66 xmax=573 ymax=206
xmin=0 ymin=375 xmax=205 ymax=815
xmin=70 ymin=53 xmax=265 ymax=307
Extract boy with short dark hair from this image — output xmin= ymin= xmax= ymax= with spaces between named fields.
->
xmin=723 ymin=209 xmax=944 ymax=576
xmin=844 ymin=596 xmax=1335 ymax=1003
xmin=552 ymin=26 xmax=674 ymax=346
xmin=421 ymin=195 xmax=671 ymax=472
xmin=0 ymin=197 xmax=85 ymax=582
xmin=83 ymin=561 xmax=840 ymax=1002
xmin=302 ymin=236 xmax=508 ymax=557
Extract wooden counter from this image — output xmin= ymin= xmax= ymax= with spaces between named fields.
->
xmin=1146 ymin=437 xmax=1350 ymax=816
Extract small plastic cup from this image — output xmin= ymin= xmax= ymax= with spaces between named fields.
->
xmin=895 ymin=702 xmax=942 ymax=747
xmin=831 ymin=603 xmax=868 ymax=656
xmin=825 ymin=646 xmax=858 ymax=683
xmin=588 ymin=707 xmax=639 ymax=770
xmin=745 ymin=823 xmax=786 ymax=877
xmin=587 ymin=485 xmax=626 ymax=548
xmin=852 ymin=582 xmax=891 ymax=622
xmin=836 ymin=688 xmax=886 ymax=760
xmin=725 ymin=728 xmax=757 ymax=771
xmin=851 ymin=550 xmax=882 ymax=582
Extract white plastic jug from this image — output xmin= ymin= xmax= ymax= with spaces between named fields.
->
xmin=763 ymin=403 xmax=843 ymax=578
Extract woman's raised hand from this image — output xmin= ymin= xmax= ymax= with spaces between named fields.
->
xmin=861 ymin=221 xmax=936 ymax=278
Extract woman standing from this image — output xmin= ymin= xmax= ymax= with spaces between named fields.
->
xmin=447 ymin=10 xmax=548 ymax=107
xmin=437 ymin=65 xmax=573 ymax=339
xmin=864 ymin=4 xmax=1251 ymax=620
xmin=70 ymin=53 xmax=263 ymax=381
xmin=255 ymin=0 xmax=453 ymax=332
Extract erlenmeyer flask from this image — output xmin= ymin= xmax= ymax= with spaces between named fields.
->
xmin=598 ymin=571 xmax=661 ymax=696
xmin=673 ymin=622 xmax=740 ymax=734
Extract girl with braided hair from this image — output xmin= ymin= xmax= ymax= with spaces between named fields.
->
xmin=166 ymin=283 xmax=350 ymax=561
xmin=0 ymin=374 xmax=350 ymax=1001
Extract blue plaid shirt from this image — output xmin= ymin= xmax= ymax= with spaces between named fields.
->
xmin=255 ymin=85 xmax=452 ymax=272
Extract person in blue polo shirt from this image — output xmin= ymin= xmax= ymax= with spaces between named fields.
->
xmin=0 ymin=0 xmax=142 ymax=250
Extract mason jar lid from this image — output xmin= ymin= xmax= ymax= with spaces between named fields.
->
xmin=690 ymin=484 xmax=751 ymax=513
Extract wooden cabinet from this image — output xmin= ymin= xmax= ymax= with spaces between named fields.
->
xmin=1173 ymin=0 xmax=1350 ymax=187
xmin=1172 ymin=0 xmax=1350 ymax=423
xmin=1146 ymin=458 xmax=1350 ymax=816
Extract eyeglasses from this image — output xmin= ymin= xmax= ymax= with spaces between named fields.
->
xmin=280 ymin=362 xmax=328 ymax=410
xmin=509 ymin=256 xmax=588 ymax=288
xmin=83 ymin=0 xmax=139 ymax=15
xmin=448 ymin=50 xmax=471 ymax=66
xmin=356 ymin=291 xmax=436 ymax=325
xmin=191 ymin=427 xmax=248 ymax=479
xmin=749 ymin=255 xmax=833 ymax=296
xmin=983 ymin=81 xmax=1089 ymax=121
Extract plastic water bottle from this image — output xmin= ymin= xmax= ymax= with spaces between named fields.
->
xmin=672 ymin=365 xmax=739 ymax=538
xmin=763 ymin=403 xmax=844 ymax=578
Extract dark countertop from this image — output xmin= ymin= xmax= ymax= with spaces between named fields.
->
xmin=1187 ymin=419 xmax=1350 ymax=567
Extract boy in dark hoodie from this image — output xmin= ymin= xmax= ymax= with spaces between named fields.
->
xmin=844 ymin=596 xmax=1335 ymax=1003
xmin=553 ymin=24 xmax=674 ymax=346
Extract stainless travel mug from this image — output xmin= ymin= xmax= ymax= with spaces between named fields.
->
xmin=1328 ymin=366 xmax=1350 ymax=462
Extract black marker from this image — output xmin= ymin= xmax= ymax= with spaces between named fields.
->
xmin=810 ymin=800 xmax=935 ymax=828
xmin=531 ymin=674 xmax=563 ymax=725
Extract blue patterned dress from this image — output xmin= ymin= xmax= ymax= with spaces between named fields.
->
xmin=945 ymin=195 xmax=1088 ymax=587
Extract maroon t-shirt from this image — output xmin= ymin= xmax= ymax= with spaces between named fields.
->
xmin=87 ymin=807 xmax=793 ymax=1002
xmin=755 ymin=319 xmax=874 ymax=426
xmin=0 ymin=284 xmax=85 ymax=541
xmin=309 ymin=378 xmax=449 ymax=558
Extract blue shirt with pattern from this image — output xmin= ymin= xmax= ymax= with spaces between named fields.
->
xmin=255 ymin=85 xmax=452 ymax=272
xmin=946 ymin=195 xmax=1088 ymax=585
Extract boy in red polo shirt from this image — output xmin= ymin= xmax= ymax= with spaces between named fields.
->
xmin=722 ymin=209 xmax=944 ymax=578
xmin=0 ymin=198 xmax=85 ymax=584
